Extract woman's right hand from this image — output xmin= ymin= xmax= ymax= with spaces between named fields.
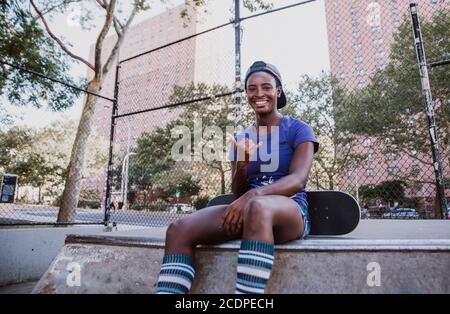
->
xmin=221 ymin=190 xmax=257 ymax=235
xmin=228 ymin=134 xmax=262 ymax=164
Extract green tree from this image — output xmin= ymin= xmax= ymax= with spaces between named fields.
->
xmin=19 ymin=0 xmax=275 ymax=222
xmin=2 ymin=1 xmax=275 ymax=218
xmin=285 ymin=72 xmax=363 ymax=191
xmin=0 ymin=120 xmax=108 ymax=203
xmin=170 ymin=83 xmax=237 ymax=195
xmin=340 ymin=11 xmax=449 ymax=182
xmin=0 ymin=126 xmax=63 ymax=202
xmin=0 ymin=127 xmax=34 ymax=171
xmin=339 ymin=10 xmax=449 ymax=216
xmin=131 ymin=126 xmax=175 ymax=190
xmin=0 ymin=1 xmax=82 ymax=110
xmin=154 ymin=172 xmax=201 ymax=202
xmin=359 ymin=180 xmax=406 ymax=210
xmin=127 ymin=82 xmax=237 ymax=203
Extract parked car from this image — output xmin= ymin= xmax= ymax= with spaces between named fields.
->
xmin=382 ymin=208 xmax=419 ymax=219
xmin=360 ymin=207 xmax=370 ymax=219
xmin=167 ymin=203 xmax=195 ymax=214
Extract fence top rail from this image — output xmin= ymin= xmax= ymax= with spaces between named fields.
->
xmin=240 ymin=0 xmax=318 ymax=22
xmin=119 ymin=21 xmax=234 ymax=64
xmin=119 ymin=0 xmax=319 ymax=64
xmin=114 ymin=91 xmax=236 ymax=119
xmin=0 ymin=60 xmax=116 ymax=102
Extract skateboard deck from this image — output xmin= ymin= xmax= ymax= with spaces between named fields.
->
xmin=207 ymin=191 xmax=360 ymax=236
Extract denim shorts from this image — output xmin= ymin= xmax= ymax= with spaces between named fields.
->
xmin=296 ymin=201 xmax=311 ymax=240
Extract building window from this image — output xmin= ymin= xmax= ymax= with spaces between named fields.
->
xmin=386 ymin=152 xmax=397 ymax=161
xmin=347 ymin=170 xmax=353 ymax=178
xmin=365 ymin=154 xmax=374 ymax=165
xmin=411 ymin=182 xmax=423 ymax=193
xmin=363 ymin=138 xmax=372 ymax=147
xmin=366 ymin=169 xmax=374 ymax=177
xmin=406 ymin=118 xmax=415 ymax=127
xmin=387 ymin=167 xmax=400 ymax=175
xmin=373 ymin=38 xmax=384 ymax=46
xmin=411 ymin=165 xmax=421 ymax=176
xmin=371 ymin=26 xmax=382 ymax=33
xmin=375 ymin=51 xmax=386 ymax=60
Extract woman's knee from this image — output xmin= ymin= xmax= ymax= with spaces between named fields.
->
xmin=244 ymin=197 xmax=273 ymax=228
xmin=166 ymin=219 xmax=192 ymax=245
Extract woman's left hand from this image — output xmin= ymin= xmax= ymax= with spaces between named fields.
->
xmin=221 ymin=190 xmax=257 ymax=235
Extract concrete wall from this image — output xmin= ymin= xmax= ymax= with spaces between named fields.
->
xmin=0 ymin=226 xmax=104 ymax=286
xmin=32 ymin=236 xmax=450 ymax=294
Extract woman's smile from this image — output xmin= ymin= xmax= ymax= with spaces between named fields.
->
xmin=254 ymin=99 xmax=270 ymax=107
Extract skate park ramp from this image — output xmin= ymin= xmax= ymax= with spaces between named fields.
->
xmin=32 ymin=220 xmax=450 ymax=294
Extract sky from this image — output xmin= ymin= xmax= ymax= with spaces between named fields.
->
xmin=7 ymin=0 xmax=330 ymax=129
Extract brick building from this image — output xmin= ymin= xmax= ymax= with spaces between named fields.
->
xmin=324 ymin=0 xmax=449 ymax=214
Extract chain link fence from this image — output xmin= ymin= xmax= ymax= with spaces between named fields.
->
xmin=104 ymin=0 xmax=448 ymax=228
xmin=320 ymin=0 xmax=449 ymax=219
xmin=0 ymin=62 xmax=109 ymax=225
xmin=104 ymin=1 xmax=449 ymax=226
xmin=1 ymin=0 xmax=448 ymax=227
xmin=106 ymin=21 xmax=237 ymax=227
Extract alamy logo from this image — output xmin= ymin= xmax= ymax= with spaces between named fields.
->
xmin=66 ymin=262 xmax=81 ymax=287
xmin=366 ymin=262 xmax=381 ymax=287
xmin=170 ymin=118 xmax=280 ymax=172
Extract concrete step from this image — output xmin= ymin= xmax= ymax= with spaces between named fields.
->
xmin=0 ymin=280 xmax=38 ymax=294
xmin=32 ymin=222 xmax=450 ymax=294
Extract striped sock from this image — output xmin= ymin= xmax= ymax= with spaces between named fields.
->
xmin=236 ymin=240 xmax=275 ymax=294
xmin=156 ymin=254 xmax=195 ymax=294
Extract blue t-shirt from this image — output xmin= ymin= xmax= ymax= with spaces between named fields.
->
xmin=229 ymin=115 xmax=319 ymax=206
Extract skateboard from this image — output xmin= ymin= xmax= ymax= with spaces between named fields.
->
xmin=207 ymin=190 xmax=360 ymax=235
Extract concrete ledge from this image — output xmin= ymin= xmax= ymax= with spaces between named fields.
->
xmin=65 ymin=234 xmax=450 ymax=252
xmin=32 ymin=232 xmax=450 ymax=294
xmin=0 ymin=226 xmax=105 ymax=286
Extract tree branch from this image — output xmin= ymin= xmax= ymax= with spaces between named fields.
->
xmin=93 ymin=0 xmax=117 ymax=80
xmin=102 ymin=5 xmax=137 ymax=75
xmin=30 ymin=0 xmax=95 ymax=71
xmin=96 ymin=0 xmax=124 ymax=36
xmin=31 ymin=0 xmax=68 ymax=22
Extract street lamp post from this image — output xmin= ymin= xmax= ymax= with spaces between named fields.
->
xmin=121 ymin=151 xmax=136 ymax=211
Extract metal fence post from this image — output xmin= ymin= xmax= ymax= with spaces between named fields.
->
xmin=104 ymin=63 xmax=120 ymax=225
xmin=409 ymin=3 xmax=448 ymax=219
xmin=234 ymin=0 xmax=243 ymax=133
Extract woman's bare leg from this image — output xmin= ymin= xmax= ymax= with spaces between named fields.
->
xmin=235 ymin=195 xmax=305 ymax=294
xmin=242 ymin=195 xmax=304 ymax=243
xmin=157 ymin=205 xmax=243 ymax=294
xmin=164 ymin=204 xmax=242 ymax=256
